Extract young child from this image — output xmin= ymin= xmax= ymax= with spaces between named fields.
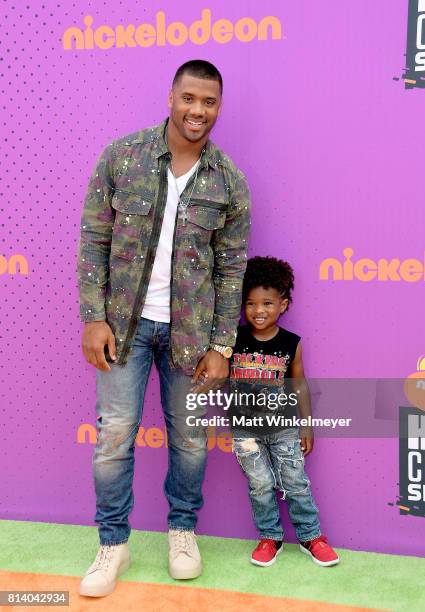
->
xmin=229 ymin=256 xmax=339 ymax=567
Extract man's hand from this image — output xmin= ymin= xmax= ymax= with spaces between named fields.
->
xmin=300 ymin=427 xmax=314 ymax=456
xmin=82 ymin=321 xmax=116 ymax=371
xmin=192 ymin=349 xmax=229 ymax=393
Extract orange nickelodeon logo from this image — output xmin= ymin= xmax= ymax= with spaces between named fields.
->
xmin=319 ymin=248 xmax=425 ymax=282
xmin=0 ymin=254 xmax=29 ymax=276
xmin=77 ymin=423 xmax=232 ymax=452
xmin=63 ymin=9 xmax=282 ymax=51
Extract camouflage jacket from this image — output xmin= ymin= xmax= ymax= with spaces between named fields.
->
xmin=77 ymin=119 xmax=251 ymax=373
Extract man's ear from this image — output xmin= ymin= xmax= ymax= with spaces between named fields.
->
xmin=167 ymin=89 xmax=173 ymax=109
xmin=280 ymin=298 xmax=289 ymax=314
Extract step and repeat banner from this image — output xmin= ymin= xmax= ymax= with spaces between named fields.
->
xmin=1 ymin=1 xmax=424 ymax=556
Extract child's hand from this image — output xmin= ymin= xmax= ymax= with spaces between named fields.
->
xmin=300 ymin=427 xmax=314 ymax=456
xmin=192 ymin=349 xmax=229 ymax=393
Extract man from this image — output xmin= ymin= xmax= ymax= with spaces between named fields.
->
xmin=77 ymin=60 xmax=250 ymax=597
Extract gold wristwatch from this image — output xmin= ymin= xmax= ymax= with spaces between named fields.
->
xmin=209 ymin=343 xmax=233 ymax=359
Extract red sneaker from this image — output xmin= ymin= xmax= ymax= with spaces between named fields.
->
xmin=251 ymin=539 xmax=283 ymax=567
xmin=299 ymin=535 xmax=339 ymax=567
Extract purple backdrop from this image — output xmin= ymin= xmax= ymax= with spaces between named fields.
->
xmin=1 ymin=1 xmax=424 ymax=556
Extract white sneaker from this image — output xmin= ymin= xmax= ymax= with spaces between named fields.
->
xmin=168 ymin=529 xmax=202 ymax=579
xmin=79 ymin=543 xmax=130 ymax=597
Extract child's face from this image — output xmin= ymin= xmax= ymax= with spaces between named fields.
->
xmin=244 ymin=286 xmax=289 ymax=334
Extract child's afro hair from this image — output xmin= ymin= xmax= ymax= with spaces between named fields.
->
xmin=242 ymin=256 xmax=294 ymax=306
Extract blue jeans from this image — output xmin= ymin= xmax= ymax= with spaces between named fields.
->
xmin=93 ymin=318 xmax=208 ymax=545
xmin=232 ymin=428 xmax=321 ymax=542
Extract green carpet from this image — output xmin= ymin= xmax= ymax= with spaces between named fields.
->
xmin=1 ymin=520 xmax=424 ymax=611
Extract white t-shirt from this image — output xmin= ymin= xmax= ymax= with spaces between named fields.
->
xmin=141 ymin=161 xmax=199 ymax=323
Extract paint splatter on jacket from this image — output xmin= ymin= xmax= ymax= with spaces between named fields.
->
xmin=78 ymin=119 xmax=251 ymax=374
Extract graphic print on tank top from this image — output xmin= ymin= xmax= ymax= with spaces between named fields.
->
xmin=229 ymin=326 xmax=301 ymax=433
xmin=230 ymin=326 xmax=300 ymax=384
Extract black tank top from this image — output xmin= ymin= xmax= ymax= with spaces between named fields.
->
xmin=230 ymin=325 xmax=301 ymax=382
xmin=229 ymin=326 xmax=301 ymax=434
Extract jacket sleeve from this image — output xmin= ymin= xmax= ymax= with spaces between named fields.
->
xmin=210 ymin=169 xmax=251 ymax=347
xmin=77 ymin=144 xmax=116 ymax=322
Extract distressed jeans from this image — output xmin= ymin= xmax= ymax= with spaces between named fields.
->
xmin=94 ymin=317 xmax=208 ymax=545
xmin=232 ymin=428 xmax=321 ymax=542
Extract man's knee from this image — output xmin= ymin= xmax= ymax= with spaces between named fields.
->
xmin=95 ymin=418 xmax=139 ymax=459
xmin=169 ymin=429 xmax=208 ymax=455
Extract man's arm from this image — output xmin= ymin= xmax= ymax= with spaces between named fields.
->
xmin=210 ymin=169 xmax=251 ymax=347
xmin=78 ymin=144 xmax=115 ymax=321
xmin=77 ymin=144 xmax=117 ymax=370
xmin=193 ymin=169 xmax=251 ymax=384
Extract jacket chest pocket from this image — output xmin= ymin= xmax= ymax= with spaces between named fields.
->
xmin=111 ymin=189 xmax=153 ymax=261
xmin=186 ymin=202 xmax=227 ymax=231
xmin=184 ymin=203 xmax=227 ymax=268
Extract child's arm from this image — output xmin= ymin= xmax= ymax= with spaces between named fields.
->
xmin=288 ymin=342 xmax=314 ymax=456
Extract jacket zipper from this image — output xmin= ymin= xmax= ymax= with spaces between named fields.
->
xmin=169 ymin=150 xmax=208 ymax=367
xmin=169 ymin=207 xmax=179 ymax=368
xmin=119 ymin=154 xmax=170 ymax=364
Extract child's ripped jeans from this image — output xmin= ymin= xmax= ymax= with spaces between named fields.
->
xmin=232 ymin=427 xmax=321 ymax=542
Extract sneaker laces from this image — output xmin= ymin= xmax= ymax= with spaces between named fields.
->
xmin=171 ymin=531 xmax=195 ymax=557
xmin=307 ymin=535 xmax=328 ymax=550
xmin=91 ymin=545 xmax=114 ymax=573
xmin=256 ymin=539 xmax=277 ymax=552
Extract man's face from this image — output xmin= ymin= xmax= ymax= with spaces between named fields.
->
xmin=168 ymin=73 xmax=221 ymax=144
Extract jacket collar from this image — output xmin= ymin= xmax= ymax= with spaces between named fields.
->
xmin=153 ymin=118 xmax=217 ymax=170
